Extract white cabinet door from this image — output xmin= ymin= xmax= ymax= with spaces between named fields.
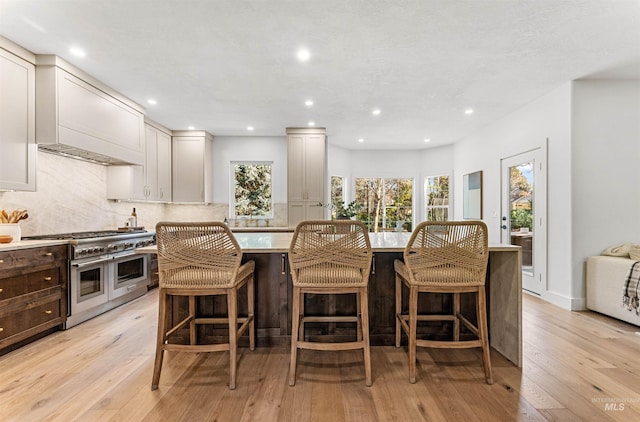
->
xmin=172 ymin=133 xmax=213 ymax=203
xmin=287 ymin=128 xmax=326 ymax=226
xmin=304 ymin=134 xmax=325 ymax=203
xmin=0 ymin=48 xmax=36 ymax=191
xmin=156 ymin=130 xmax=172 ymax=201
xmin=144 ymin=125 xmax=159 ymax=199
xmin=287 ymin=134 xmax=305 ymax=201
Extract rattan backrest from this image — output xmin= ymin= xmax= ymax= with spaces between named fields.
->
xmin=403 ymin=221 xmax=488 ymax=286
xmin=289 ymin=220 xmax=373 ymax=286
xmin=155 ymin=222 xmax=242 ymax=289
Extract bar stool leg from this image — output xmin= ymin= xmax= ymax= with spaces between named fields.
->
xmin=227 ymin=288 xmax=238 ymax=390
xmin=360 ymin=287 xmax=372 ymax=386
xmin=356 ymin=291 xmax=363 ymax=342
xmin=453 ymin=292 xmax=460 ymax=342
xmin=477 ymin=285 xmax=493 ymax=384
xmin=395 ymin=274 xmax=402 ymax=348
xmin=289 ymin=286 xmax=301 ymax=386
xmin=151 ymin=289 xmax=168 ymax=390
xmin=189 ymin=295 xmax=196 ymax=345
xmin=408 ymin=286 xmax=418 ymax=383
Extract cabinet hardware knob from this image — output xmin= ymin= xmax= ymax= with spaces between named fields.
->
xmin=45 ymin=252 xmax=53 ymax=256
xmin=44 ymin=276 xmax=52 ymax=281
xmin=44 ymin=310 xmax=52 ymax=315
xmin=0 ymin=327 xmax=4 ymax=332
xmin=0 ymin=259 xmax=3 ymax=263
xmin=0 ymin=288 xmax=3 ymax=293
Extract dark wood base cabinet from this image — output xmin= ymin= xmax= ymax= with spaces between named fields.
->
xmin=0 ymin=244 xmax=68 ymax=355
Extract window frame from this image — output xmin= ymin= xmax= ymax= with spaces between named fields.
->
xmin=424 ymin=174 xmax=450 ymax=222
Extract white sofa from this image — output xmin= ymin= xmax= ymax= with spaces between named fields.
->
xmin=586 ymin=255 xmax=639 ymax=326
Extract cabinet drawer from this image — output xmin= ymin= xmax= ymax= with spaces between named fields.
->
xmin=0 ymin=269 xmax=60 ymax=300
xmin=0 ymin=299 xmax=61 ymax=341
xmin=0 ymin=244 xmax=67 ymax=270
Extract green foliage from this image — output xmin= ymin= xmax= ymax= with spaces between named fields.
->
xmin=511 ymin=208 xmax=533 ymax=230
xmin=234 ymin=164 xmax=272 ymax=216
xmin=319 ymin=200 xmax=362 ymax=218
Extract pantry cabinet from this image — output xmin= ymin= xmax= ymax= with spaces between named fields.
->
xmin=172 ymin=130 xmax=214 ymax=203
xmin=0 ymin=41 xmax=36 ymax=191
xmin=287 ymin=127 xmax=326 ymax=226
xmin=0 ymin=244 xmax=68 ymax=355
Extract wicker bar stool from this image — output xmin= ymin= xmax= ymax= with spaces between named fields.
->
xmin=152 ymin=222 xmax=255 ymax=390
xmin=395 ymin=221 xmax=492 ymax=384
xmin=288 ymin=220 xmax=373 ymax=386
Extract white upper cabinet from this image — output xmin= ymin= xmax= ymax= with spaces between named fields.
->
xmin=0 ymin=41 xmax=36 ymax=191
xmin=287 ymin=127 xmax=326 ymax=226
xmin=35 ymin=55 xmax=145 ymax=165
xmin=172 ymin=131 xmax=213 ymax=203
xmin=107 ymin=121 xmax=172 ymax=202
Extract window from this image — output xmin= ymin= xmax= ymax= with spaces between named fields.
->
xmin=232 ymin=162 xmax=272 ymax=217
xmin=355 ymin=178 xmax=412 ymax=232
xmin=425 ymin=175 xmax=449 ymax=221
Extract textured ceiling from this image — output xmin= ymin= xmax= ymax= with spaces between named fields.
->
xmin=1 ymin=0 xmax=639 ymax=150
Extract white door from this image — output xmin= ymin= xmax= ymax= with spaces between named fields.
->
xmin=501 ymin=147 xmax=547 ymax=294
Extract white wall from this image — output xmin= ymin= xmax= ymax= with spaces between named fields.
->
xmin=571 ymin=80 xmax=640 ymax=301
xmin=454 ymin=83 xmax=574 ymax=307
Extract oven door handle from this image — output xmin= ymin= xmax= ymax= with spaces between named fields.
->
xmin=72 ymin=257 xmax=113 ymax=268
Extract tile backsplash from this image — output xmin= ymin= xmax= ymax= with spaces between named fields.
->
xmin=0 ymin=152 xmax=286 ymax=236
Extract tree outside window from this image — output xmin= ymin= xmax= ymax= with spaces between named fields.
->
xmin=426 ymin=175 xmax=449 ymax=221
xmin=330 ymin=176 xmax=344 ymax=207
xmin=233 ymin=162 xmax=272 ymax=217
xmin=355 ymin=178 xmax=412 ymax=232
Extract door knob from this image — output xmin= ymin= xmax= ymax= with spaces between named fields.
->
xmin=501 ymin=225 xmax=507 ymax=229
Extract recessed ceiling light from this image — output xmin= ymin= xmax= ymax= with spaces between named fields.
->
xmin=465 ymin=109 xmax=474 ymax=115
xmin=247 ymin=126 xmax=254 ymax=131
xmin=305 ymin=100 xmax=314 ymax=107
xmin=358 ymin=138 xmax=364 ymax=143
xmin=69 ymin=47 xmax=86 ymax=57
xmin=297 ymin=48 xmax=310 ymax=62
xmin=372 ymin=109 xmax=381 ymax=116
xmin=308 ymin=121 xmax=315 ymax=126
xmin=424 ymin=138 xmax=431 ymax=143
xmin=187 ymin=126 xmax=195 ymax=130
xmin=147 ymin=99 xmax=157 ymax=105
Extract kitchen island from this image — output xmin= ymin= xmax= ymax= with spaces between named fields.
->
xmin=138 ymin=231 xmax=522 ymax=366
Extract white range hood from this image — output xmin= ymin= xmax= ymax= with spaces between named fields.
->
xmin=35 ymin=55 xmax=145 ymax=165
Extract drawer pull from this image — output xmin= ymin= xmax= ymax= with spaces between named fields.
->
xmin=0 ymin=288 xmax=3 ymax=293
xmin=45 ymin=252 xmax=53 ymax=256
xmin=44 ymin=310 xmax=52 ymax=315
xmin=0 ymin=259 xmax=3 ymax=263
xmin=44 ymin=276 xmax=52 ymax=281
xmin=0 ymin=327 xmax=3 ymax=332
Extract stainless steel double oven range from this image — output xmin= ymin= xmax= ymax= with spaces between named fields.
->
xmin=24 ymin=230 xmax=155 ymax=328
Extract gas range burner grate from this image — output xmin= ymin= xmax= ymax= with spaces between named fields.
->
xmin=23 ymin=229 xmax=147 ymax=240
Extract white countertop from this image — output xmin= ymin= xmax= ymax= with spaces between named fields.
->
xmin=0 ymin=239 xmax=69 ymax=251
xmin=136 ymin=231 xmax=519 ymax=254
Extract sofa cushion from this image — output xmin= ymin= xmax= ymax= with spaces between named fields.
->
xmin=630 ymin=244 xmax=640 ymax=260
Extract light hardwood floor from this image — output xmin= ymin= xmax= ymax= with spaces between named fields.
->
xmin=1 ymin=290 xmax=639 ymax=421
